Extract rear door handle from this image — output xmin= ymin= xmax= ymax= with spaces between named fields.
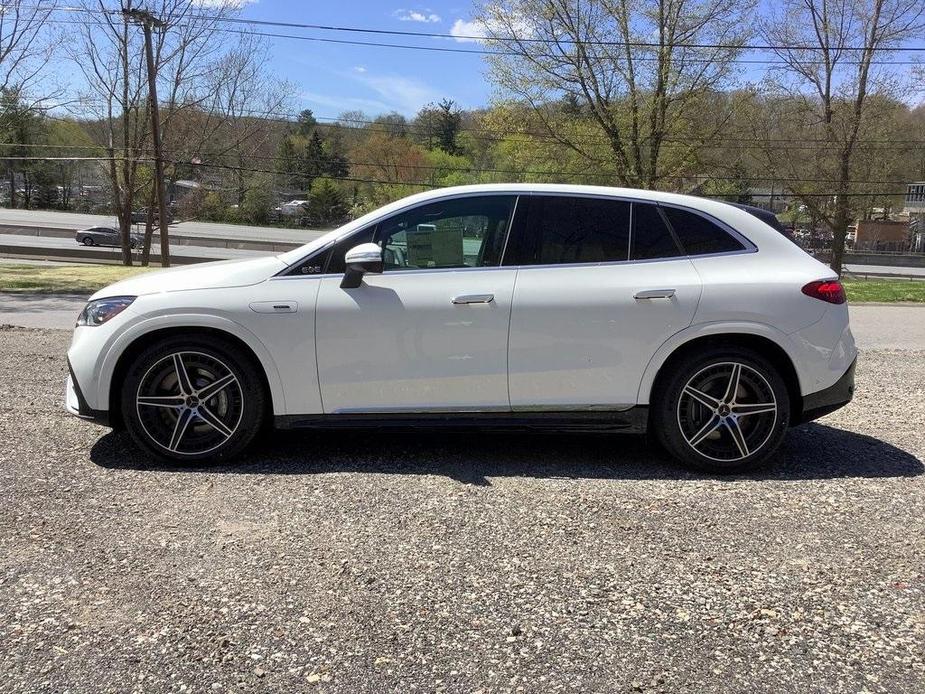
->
xmin=452 ymin=294 xmax=494 ymax=305
xmin=634 ymin=289 xmax=676 ymax=300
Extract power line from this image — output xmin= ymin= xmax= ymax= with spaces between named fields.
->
xmin=37 ymin=13 xmax=925 ymax=66
xmin=43 ymin=4 xmax=925 ymax=53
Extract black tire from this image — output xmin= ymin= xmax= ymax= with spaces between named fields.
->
xmin=121 ymin=335 xmax=266 ymax=463
xmin=652 ymin=347 xmax=790 ymax=474
xmin=81 ymin=236 xmax=94 ymax=246
xmin=130 ymin=239 xmax=138 ymax=249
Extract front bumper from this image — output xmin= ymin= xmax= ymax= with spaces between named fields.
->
xmin=799 ymin=357 xmax=856 ymax=424
xmin=65 ymin=359 xmax=110 ymax=426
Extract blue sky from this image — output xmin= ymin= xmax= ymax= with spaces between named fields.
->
xmin=238 ymin=1 xmax=490 ymax=118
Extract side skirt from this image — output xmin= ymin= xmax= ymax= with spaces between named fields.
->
xmin=275 ymin=408 xmax=649 ymax=434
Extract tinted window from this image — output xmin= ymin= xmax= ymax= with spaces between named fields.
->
xmin=375 ymin=196 xmax=515 ymax=270
xmin=662 ymin=207 xmax=745 ymax=255
xmin=522 ymin=196 xmax=630 ymax=265
xmin=631 ymin=203 xmax=683 ymax=260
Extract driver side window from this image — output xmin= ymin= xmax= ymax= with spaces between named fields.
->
xmin=375 ymin=195 xmax=516 ymax=271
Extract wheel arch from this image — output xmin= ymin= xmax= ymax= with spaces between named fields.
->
xmin=102 ymin=318 xmax=284 ymax=429
xmin=639 ymin=326 xmax=804 ymax=425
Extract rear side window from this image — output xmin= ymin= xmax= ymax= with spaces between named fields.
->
xmin=662 ymin=207 xmax=745 ymax=255
xmin=631 ymin=203 xmax=683 ymax=260
xmin=522 ymin=195 xmax=631 ymax=265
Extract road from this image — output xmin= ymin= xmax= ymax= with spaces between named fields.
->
xmin=0 ymin=208 xmax=322 ymax=244
xmin=1 ymin=292 xmax=922 ymax=349
xmin=0 ymin=232 xmax=275 ymax=266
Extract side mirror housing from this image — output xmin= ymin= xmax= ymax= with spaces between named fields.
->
xmin=341 ymin=242 xmax=383 ymax=288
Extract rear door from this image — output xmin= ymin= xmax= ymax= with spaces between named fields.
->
xmin=506 ymin=196 xmax=702 ymax=409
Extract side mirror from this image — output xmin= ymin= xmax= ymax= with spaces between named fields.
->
xmin=340 ymin=242 xmax=383 ymax=289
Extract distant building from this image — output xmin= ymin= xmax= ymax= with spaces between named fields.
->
xmin=905 ymin=182 xmax=925 ymax=213
xmin=905 ymin=183 xmax=925 ymax=253
xmin=855 ymin=220 xmax=909 ymax=251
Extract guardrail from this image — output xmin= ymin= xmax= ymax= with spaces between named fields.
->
xmin=0 ymin=224 xmax=302 ymax=253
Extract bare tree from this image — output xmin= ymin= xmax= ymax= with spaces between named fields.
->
xmin=762 ymin=0 xmax=925 ymax=273
xmin=0 ymin=0 xmax=57 ymax=94
xmin=69 ymin=0 xmax=151 ymax=265
xmin=478 ymin=0 xmax=754 ymax=188
xmin=176 ymin=35 xmax=291 ymax=205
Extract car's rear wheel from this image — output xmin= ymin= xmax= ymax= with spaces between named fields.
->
xmin=653 ymin=347 xmax=790 ymax=474
xmin=121 ymin=336 xmax=266 ymax=463
xmin=81 ymin=236 xmax=94 ymax=246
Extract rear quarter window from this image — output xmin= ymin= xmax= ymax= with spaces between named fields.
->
xmin=662 ymin=207 xmax=746 ymax=255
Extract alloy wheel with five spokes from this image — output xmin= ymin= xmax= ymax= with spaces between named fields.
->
xmin=677 ymin=361 xmax=779 ymax=463
xmin=135 ymin=350 xmax=244 ymax=456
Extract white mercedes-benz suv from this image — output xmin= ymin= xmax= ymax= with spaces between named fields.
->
xmin=65 ymin=184 xmax=856 ymax=473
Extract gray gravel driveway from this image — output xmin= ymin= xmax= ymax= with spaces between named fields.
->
xmin=0 ymin=327 xmax=923 ymax=693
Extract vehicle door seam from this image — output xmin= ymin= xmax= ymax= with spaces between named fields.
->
xmin=312 ymin=277 xmax=327 ymax=414
xmin=505 ymin=267 xmax=520 ymax=411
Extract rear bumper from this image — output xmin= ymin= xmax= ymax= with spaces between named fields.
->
xmin=799 ymin=357 xmax=856 ymax=424
xmin=65 ymin=359 xmax=110 ymax=426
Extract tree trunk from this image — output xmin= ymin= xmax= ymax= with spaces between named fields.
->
xmin=829 ymin=152 xmax=853 ymax=275
xmin=141 ymin=188 xmax=155 ymax=266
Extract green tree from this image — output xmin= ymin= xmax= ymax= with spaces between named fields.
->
xmin=302 ymin=130 xmax=327 ymax=187
xmin=275 ymin=136 xmax=299 ymax=189
xmin=415 ymin=99 xmax=462 ymax=155
xmin=200 ymin=191 xmax=227 ymax=221
xmin=295 ymin=109 xmax=317 ymax=138
xmin=240 ymin=175 xmax=274 ymax=224
xmin=307 ymin=177 xmax=346 ymax=227
xmin=0 ymin=88 xmax=45 ymax=208
xmin=700 ymin=163 xmax=753 ymax=204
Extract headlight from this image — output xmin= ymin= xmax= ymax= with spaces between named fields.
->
xmin=76 ymin=296 xmax=136 ymax=327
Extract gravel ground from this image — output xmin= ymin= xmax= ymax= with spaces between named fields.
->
xmin=0 ymin=326 xmax=923 ymax=694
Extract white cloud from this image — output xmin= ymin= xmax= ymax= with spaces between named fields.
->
xmin=449 ymin=18 xmax=487 ymax=43
xmin=299 ymin=90 xmax=393 ymax=116
xmin=300 ymin=70 xmax=441 ymax=117
xmin=350 ymin=71 xmax=442 ymax=115
xmin=394 ymin=9 xmax=442 ymax=23
xmin=353 ymin=66 xmax=367 ymax=73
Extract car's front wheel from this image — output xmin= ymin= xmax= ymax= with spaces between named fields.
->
xmin=81 ymin=236 xmax=94 ymax=246
xmin=121 ymin=336 xmax=266 ymax=463
xmin=653 ymin=347 xmax=790 ymax=474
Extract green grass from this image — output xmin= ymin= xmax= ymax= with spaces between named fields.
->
xmin=842 ymin=279 xmax=925 ymax=303
xmin=0 ymin=262 xmax=152 ymax=294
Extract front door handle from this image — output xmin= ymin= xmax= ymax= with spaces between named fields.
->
xmin=452 ymin=294 xmax=494 ymax=305
xmin=634 ymin=289 xmax=676 ymax=300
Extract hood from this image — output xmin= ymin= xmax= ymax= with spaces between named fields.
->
xmin=90 ymin=255 xmax=287 ymax=300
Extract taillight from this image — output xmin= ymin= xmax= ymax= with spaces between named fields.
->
xmin=802 ymin=279 xmax=846 ymax=304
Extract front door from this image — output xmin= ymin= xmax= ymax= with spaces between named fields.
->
xmin=315 ymin=194 xmax=519 ymax=413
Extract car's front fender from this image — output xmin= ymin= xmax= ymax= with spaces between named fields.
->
xmin=93 ymin=312 xmax=288 ymax=416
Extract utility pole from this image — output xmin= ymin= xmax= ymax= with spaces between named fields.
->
xmin=123 ymin=8 xmax=170 ymax=267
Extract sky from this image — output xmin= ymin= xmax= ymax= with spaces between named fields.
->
xmin=234 ymin=1 xmax=492 ymax=118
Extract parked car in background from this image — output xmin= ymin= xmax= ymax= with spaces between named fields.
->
xmin=75 ymin=227 xmax=143 ymax=249
xmin=276 ymin=199 xmax=310 ymax=217
xmin=131 ymin=207 xmax=173 ymax=224
xmin=65 ymin=184 xmax=856 ymax=474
